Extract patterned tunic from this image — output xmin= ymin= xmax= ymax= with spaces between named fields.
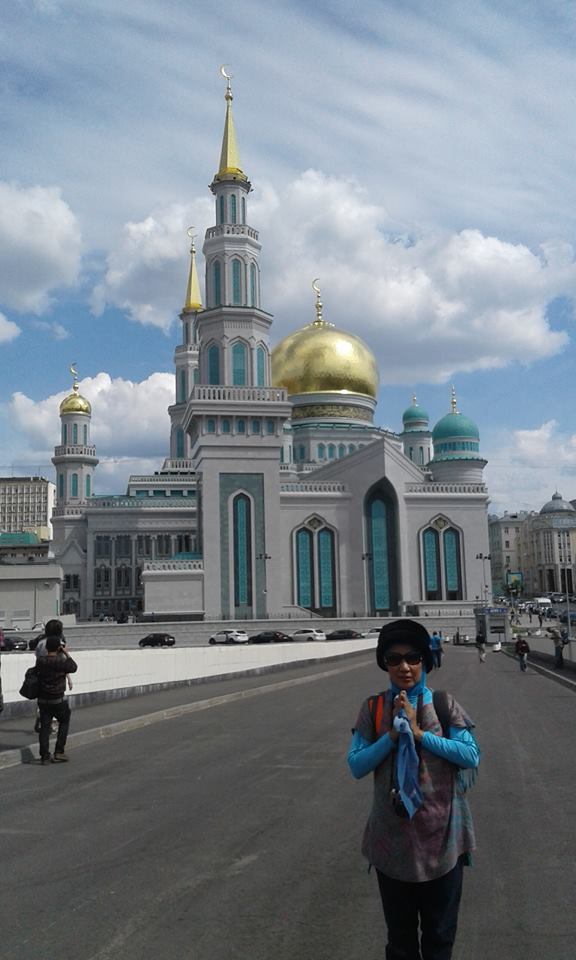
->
xmin=354 ymin=691 xmax=476 ymax=882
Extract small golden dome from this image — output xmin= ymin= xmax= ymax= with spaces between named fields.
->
xmin=59 ymin=365 xmax=91 ymax=415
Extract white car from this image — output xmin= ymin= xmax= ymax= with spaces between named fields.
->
xmin=291 ymin=628 xmax=326 ymax=642
xmin=208 ymin=629 xmax=249 ymax=645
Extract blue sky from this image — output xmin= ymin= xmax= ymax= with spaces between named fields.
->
xmin=2 ymin=0 xmax=576 ymax=511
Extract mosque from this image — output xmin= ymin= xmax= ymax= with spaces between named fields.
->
xmin=51 ymin=78 xmax=491 ymax=623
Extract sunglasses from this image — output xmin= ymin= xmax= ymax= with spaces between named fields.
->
xmin=384 ymin=652 xmax=423 ymax=667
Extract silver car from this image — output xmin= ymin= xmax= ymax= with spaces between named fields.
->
xmin=291 ymin=628 xmax=326 ymax=642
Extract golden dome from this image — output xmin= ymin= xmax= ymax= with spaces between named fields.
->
xmin=59 ymin=365 xmax=91 ymax=416
xmin=271 ymin=285 xmax=379 ymax=398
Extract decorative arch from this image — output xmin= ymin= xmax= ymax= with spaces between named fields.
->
xmin=213 ymin=260 xmax=222 ymax=306
xmin=230 ymin=194 xmax=237 ymax=224
xmin=364 ymin=481 xmax=398 ymax=615
xmin=207 ymin=344 xmax=220 ymax=384
xmin=256 ymin=344 xmax=266 ymax=386
xmin=232 ymin=341 xmax=248 ymax=386
xmin=231 ymin=258 xmax=242 ymax=305
xmin=419 ymin=516 xmax=464 ymax=601
xmin=233 ymin=492 xmax=253 ymax=608
xmin=293 ymin=516 xmax=337 ymax=616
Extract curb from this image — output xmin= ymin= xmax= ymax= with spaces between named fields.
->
xmin=0 ymin=655 xmax=369 ymax=772
xmin=502 ymin=648 xmax=576 ymax=692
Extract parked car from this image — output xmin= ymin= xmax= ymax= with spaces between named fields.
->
xmin=291 ymin=628 xmax=326 ymax=641
xmin=209 ymin=629 xmax=249 ymax=645
xmin=326 ymin=628 xmax=364 ymax=640
xmin=558 ymin=612 xmax=576 ymax=624
xmin=138 ymin=632 xmax=176 ymax=647
xmin=0 ymin=633 xmax=29 ymax=651
xmin=248 ymin=630 xmax=293 ymax=644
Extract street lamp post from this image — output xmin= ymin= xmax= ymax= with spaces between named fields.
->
xmin=475 ymin=553 xmax=491 ymax=606
xmin=256 ymin=553 xmax=271 ymax=619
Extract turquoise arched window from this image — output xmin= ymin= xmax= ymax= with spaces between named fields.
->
xmin=232 ymin=341 xmax=247 ymax=385
xmin=73 ymin=423 xmax=78 ymax=444
xmin=207 ymin=418 xmax=216 ymax=433
xmin=299 ymin=445 xmax=306 ymax=461
xmin=85 ymin=474 xmax=91 ymax=498
xmin=318 ymin=528 xmax=335 ymax=611
xmin=348 ymin=444 xmax=355 ymax=454
xmin=83 ymin=424 xmax=88 ymax=445
xmin=237 ymin=418 xmax=246 ymax=434
xmin=296 ymin=528 xmax=314 ymax=608
xmin=444 ymin=528 xmax=462 ymax=600
xmin=409 ymin=447 xmax=414 ymax=460
xmin=58 ymin=474 xmax=64 ymax=498
xmin=219 ymin=195 xmax=225 ymax=224
xmin=256 ymin=346 xmax=265 ymax=386
xmin=318 ymin=443 xmax=326 ymax=459
xmin=338 ymin=444 xmax=346 ymax=458
xmin=230 ymin=194 xmax=237 ymax=224
xmin=208 ymin=345 xmax=220 ymax=385
xmin=193 ymin=367 xmax=200 ymax=384
xmin=232 ymin=259 xmax=242 ymax=305
xmin=61 ymin=424 xmax=67 ymax=444
xmin=213 ymin=260 xmax=222 ymax=306
xmin=179 ymin=369 xmax=187 ymax=403
xmin=241 ymin=196 xmax=246 ymax=223
xmin=71 ymin=473 xmax=78 ymax=498
xmin=222 ymin=418 xmax=231 ymax=434
xmin=176 ymin=428 xmax=185 ymax=458
xmin=419 ymin=447 xmax=424 ymax=465
xmin=423 ymin=528 xmax=441 ymax=600
xmin=250 ymin=264 xmax=257 ymax=306
xmin=366 ymin=494 xmax=394 ymax=613
xmin=233 ymin=494 xmax=252 ymax=607
xmin=328 ymin=444 xmax=335 ymax=460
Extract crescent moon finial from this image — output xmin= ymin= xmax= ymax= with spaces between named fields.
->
xmin=311 ymin=279 xmax=323 ymax=325
xmin=70 ymin=363 xmax=78 ymax=391
xmin=219 ymin=64 xmax=233 ymax=99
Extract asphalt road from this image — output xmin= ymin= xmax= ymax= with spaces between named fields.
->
xmin=1 ymin=647 xmax=575 ymax=960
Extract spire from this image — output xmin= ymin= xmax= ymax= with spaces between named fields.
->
xmin=214 ymin=66 xmax=247 ymax=182
xmin=183 ymin=229 xmax=203 ymax=313
xmin=310 ymin=279 xmax=334 ymax=328
xmin=450 ymin=384 xmax=459 ymax=414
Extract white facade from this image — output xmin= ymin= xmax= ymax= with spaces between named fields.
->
xmin=0 ymin=476 xmax=55 ymax=538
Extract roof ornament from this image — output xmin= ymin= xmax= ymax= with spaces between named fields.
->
xmin=183 ymin=226 xmax=203 ymax=314
xmin=220 ymin=64 xmax=233 ymax=101
xmin=450 ymin=384 xmax=459 ymax=414
xmin=312 ymin=278 xmax=324 ymax=326
xmin=411 ymin=394 xmax=418 ymax=406
xmin=70 ymin=363 xmax=79 ymax=393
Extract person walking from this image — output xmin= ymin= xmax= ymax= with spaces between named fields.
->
xmin=36 ymin=619 xmax=78 ymax=765
xmin=515 ymin=636 xmax=530 ymax=672
xmin=348 ymin=619 xmax=479 ymax=960
xmin=475 ymin=634 xmax=487 ymax=663
xmin=33 ymin=629 xmax=72 ymax=734
xmin=430 ymin=630 xmax=443 ymax=669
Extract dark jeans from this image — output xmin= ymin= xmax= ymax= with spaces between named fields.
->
xmin=431 ymin=650 xmax=442 ymax=669
xmin=38 ymin=701 xmax=71 ymax=760
xmin=376 ymin=856 xmax=464 ymax=960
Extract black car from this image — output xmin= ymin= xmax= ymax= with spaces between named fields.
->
xmin=326 ymin=629 xmax=364 ymax=640
xmin=248 ymin=630 xmax=293 ymax=644
xmin=138 ymin=633 xmax=176 ymax=647
xmin=0 ymin=633 xmax=29 ymax=651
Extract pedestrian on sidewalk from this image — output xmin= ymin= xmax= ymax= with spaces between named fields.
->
xmin=348 ymin=619 xmax=479 ymax=960
xmin=475 ymin=634 xmax=486 ymax=663
xmin=33 ymin=629 xmax=73 ymax=734
xmin=515 ymin=636 xmax=530 ymax=672
xmin=430 ymin=630 xmax=443 ymax=669
xmin=36 ymin=620 xmax=78 ymax=765
xmin=553 ymin=630 xmax=568 ymax=670
xmin=537 ymin=612 xmax=543 ymax=628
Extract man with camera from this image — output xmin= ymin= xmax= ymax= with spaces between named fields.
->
xmin=36 ymin=619 xmax=78 ymax=765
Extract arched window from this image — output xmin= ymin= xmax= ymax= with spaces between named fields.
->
xmin=219 ymin=195 xmax=225 ymax=224
xmin=176 ymin=428 xmax=185 ymax=458
xmin=237 ymin=418 xmax=246 ymax=434
xmin=213 ymin=260 xmax=222 ymax=306
xmin=73 ymin=423 xmax=78 ymax=444
xmin=208 ymin=344 xmax=220 ymax=384
xmin=179 ymin=369 xmax=187 ymax=403
xmin=348 ymin=444 xmax=355 ymax=454
xmin=296 ymin=528 xmax=314 ymax=608
xmin=338 ymin=444 xmax=346 ymax=458
xmin=328 ymin=444 xmax=335 ymax=460
xmin=443 ymin=528 xmax=462 ymax=600
xmin=71 ymin=473 xmax=78 ymax=498
xmin=318 ymin=528 xmax=336 ymax=611
xmin=83 ymin=424 xmax=88 ymax=445
xmin=232 ymin=258 xmax=242 ymax=305
xmin=241 ymin=196 xmax=246 ymax=223
xmin=230 ymin=194 xmax=237 ymax=224
xmin=419 ymin=447 xmax=424 ymax=465
xmin=85 ymin=474 xmax=91 ymax=498
xmin=256 ymin=345 xmax=266 ymax=386
xmin=222 ymin=418 xmax=231 ymax=434
xmin=232 ymin=341 xmax=247 ymax=385
xmin=233 ymin=493 xmax=252 ymax=608
xmin=207 ymin=418 xmax=216 ymax=434
xmin=423 ymin=528 xmax=441 ymax=600
xmin=61 ymin=423 xmax=67 ymax=444
xmin=299 ymin=444 xmax=306 ymax=461
xmin=409 ymin=447 xmax=414 ymax=461
xmin=365 ymin=488 xmax=397 ymax=615
xmin=250 ymin=263 xmax=257 ymax=306
xmin=193 ymin=367 xmax=200 ymax=384
xmin=58 ymin=474 xmax=64 ymax=499
xmin=318 ymin=443 xmax=326 ymax=460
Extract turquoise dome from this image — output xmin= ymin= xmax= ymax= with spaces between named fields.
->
xmin=403 ymin=404 xmax=429 ymax=424
xmin=432 ymin=412 xmax=479 ymax=442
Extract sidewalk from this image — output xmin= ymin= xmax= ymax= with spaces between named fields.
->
xmin=0 ymin=651 xmax=370 ymax=770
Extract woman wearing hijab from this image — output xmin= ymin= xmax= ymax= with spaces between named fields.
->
xmin=348 ymin=619 xmax=479 ymax=960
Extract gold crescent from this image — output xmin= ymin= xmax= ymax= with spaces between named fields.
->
xmin=312 ymin=278 xmax=321 ymax=295
xmin=70 ymin=363 xmax=77 ymax=378
xmin=187 ymin=226 xmax=195 ymax=239
xmin=220 ymin=64 xmax=232 ymax=81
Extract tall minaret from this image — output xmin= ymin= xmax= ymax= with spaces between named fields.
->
xmin=182 ymin=71 xmax=291 ymax=620
xmin=197 ymin=68 xmax=272 ymax=387
xmin=52 ymin=366 xmax=99 ymax=508
xmin=169 ymin=230 xmax=202 ymax=460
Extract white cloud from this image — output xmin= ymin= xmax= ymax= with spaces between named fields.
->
xmin=485 ymin=420 xmax=576 ymax=514
xmin=0 ymin=182 xmax=81 ymax=313
xmin=0 ymin=312 xmax=21 ymax=343
xmin=10 ymin=373 xmax=174 ymax=468
xmin=31 ymin=319 xmax=69 ymax=340
xmin=91 ymin=199 xmax=213 ymax=332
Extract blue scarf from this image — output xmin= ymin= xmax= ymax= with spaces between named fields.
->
xmin=389 ymin=671 xmax=429 ymax=818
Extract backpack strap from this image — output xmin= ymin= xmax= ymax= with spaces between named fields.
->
xmin=368 ymin=692 xmax=386 ymax=736
xmin=432 ymin=689 xmax=451 ymax=738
